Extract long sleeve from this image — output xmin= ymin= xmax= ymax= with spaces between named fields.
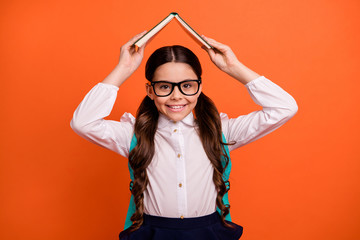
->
xmin=221 ymin=76 xmax=298 ymax=151
xmin=70 ymin=82 xmax=134 ymax=158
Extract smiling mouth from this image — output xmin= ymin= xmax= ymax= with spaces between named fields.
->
xmin=166 ymin=104 xmax=186 ymax=111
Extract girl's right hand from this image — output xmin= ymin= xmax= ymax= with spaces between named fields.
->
xmin=117 ymin=30 xmax=148 ymax=77
xmin=101 ymin=31 xmax=148 ymax=87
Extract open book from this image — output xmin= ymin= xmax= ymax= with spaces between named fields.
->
xmin=133 ymin=12 xmax=213 ymax=49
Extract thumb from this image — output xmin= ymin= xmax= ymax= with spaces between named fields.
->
xmin=201 ymin=45 xmax=215 ymax=59
xmin=207 ymin=48 xmax=216 ymax=60
xmin=201 ymin=45 xmax=208 ymax=52
xmin=138 ymin=42 xmax=146 ymax=55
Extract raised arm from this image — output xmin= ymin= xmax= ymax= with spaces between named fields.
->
xmin=70 ymin=31 xmax=147 ymax=157
xmin=202 ymin=36 xmax=298 ymax=151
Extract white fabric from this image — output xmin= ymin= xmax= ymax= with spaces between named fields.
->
xmin=70 ymin=76 xmax=298 ymax=218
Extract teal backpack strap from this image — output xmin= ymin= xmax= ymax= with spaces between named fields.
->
xmin=124 ymin=132 xmax=232 ymax=229
xmin=124 ymin=134 xmax=137 ymax=230
xmin=216 ymin=133 xmax=232 ymax=222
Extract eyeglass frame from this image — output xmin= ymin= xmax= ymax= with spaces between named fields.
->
xmin=148 ymin=79 xmax=202 ymax=97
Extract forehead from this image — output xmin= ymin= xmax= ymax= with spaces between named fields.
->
xmin=153 ymin=62 xmax=197 ymax=82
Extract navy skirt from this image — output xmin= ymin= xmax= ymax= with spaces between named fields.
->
xmin=119 ymin=212 xmax=243 ymax=240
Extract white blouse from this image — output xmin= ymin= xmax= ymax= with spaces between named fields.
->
xmin=70 ymin=76 xmax=298 ymax=219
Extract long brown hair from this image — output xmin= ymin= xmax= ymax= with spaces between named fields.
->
xmin=128 ymin=45 xmax=233 ymax=232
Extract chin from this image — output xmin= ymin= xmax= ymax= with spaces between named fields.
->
xmin=164 ymin=112 xmax=189 ymax=122
xmin=167 ymin=115 xmax=185 ymax=122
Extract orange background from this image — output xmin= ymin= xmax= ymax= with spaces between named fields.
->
xmin=1 ymin=0 xmax=359 ymax=239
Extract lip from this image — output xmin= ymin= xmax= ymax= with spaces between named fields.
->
xmin=166 ymin=104 xmax=187 ymax=112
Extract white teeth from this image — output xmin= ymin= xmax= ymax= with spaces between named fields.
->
xmin=168 ymin=105 xmax=184 ymax=109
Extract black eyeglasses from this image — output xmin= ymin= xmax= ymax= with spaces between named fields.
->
xmin=149 ymin=79 xmax=202 ymax=97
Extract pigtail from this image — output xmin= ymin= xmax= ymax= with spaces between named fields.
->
xmin=195 ymin=92 xmax=234 ymax=229
xmin=127 ymin=96 xmax=158 ymax=232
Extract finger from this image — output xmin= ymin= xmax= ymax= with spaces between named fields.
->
xmin=201 ymin=36 xmax=217 ymax=55
xmin=125 ymin=30 xmax=148 ymax=48
xmin=137 ymin=41 xmax=147 ymax=55
xmin=201 ymin=40 xmax=219 ymax=62
xmin=131 ymin=30 xmax=148 ymax=41
xmin=202 ymin=35 xmax=223 ymax=45
xmin=201 ymin=45 xmax=209 ymax=53
xmin=202 ymin=35 xmax=217 ymax=49
xmin=203 ymin=47 xmax=216 ymax=60
xmin=202 ymin=35 xmax=229 ymax=52
xmin=208 ymin=49 xmax=216 ymax=60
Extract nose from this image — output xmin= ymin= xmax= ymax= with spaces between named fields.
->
xmin=170 ymin=85 xmax=183 ymax=100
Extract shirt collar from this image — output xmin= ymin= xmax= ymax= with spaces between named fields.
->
xmin=157 ymin=112 xmax=196 ymax=129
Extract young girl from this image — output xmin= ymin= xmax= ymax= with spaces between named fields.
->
xmin=70 ymin=31 xmax=298 ymax=240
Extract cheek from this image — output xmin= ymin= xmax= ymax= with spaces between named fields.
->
xmin=188 ymin=96 xmax=200 ymax=108
xmin=153 ymin=97 xmax=167 ymax=110
xmin=191 ymin=93 xmax=201 ymax=103
xmin=191 ymin=97 xmax=198 ymax=105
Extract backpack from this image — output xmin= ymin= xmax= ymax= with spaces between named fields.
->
xmin=124 ymin=133 xmax=232 ymax=230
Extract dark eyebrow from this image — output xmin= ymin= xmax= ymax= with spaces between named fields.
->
xmin=154 ymin=79 xmax=199 ymax=83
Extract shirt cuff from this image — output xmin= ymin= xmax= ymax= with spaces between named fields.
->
xmin=98 ymin=82 xmax=120 ymax=91
xmin=244 ymin=76 xmax=266 ymax=88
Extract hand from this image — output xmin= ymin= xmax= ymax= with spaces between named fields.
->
xmin=118 ymin=31 xmax=148 ymax=76
xmin=101 ymin=31 xmax=148 ymax=87
xmin=201 ymin=35 xmax=260 ymax=84
xmin=201 ymin=36 xmax=241 ymax=75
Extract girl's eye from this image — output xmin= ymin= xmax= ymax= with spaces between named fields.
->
xmin=159 ymin=84 xmax=170 ymax=90
xmin=182 ymin=83 xmax=192 ymax=89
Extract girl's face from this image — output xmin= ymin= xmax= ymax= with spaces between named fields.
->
xmin=146 ymin=62 xmax=202 ymax=122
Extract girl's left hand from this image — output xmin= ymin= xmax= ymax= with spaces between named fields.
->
xmin=201 ymin=35 xmax=260 ymax=84
xmin=201 ymin=36 xmax=242 ymax=78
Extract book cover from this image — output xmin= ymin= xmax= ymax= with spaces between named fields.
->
xmin=132 ymin=12 xmax=213 ymax=49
